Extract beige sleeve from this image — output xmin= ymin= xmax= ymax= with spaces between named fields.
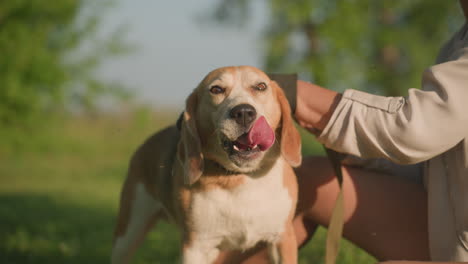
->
xmin=317 ymin=47 xmax=468 ymax=165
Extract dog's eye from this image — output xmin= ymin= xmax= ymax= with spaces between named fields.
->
xmin=210 ymin=85 xmax=225 ymax=94
xmin=254 ymin=82 xmax=267 ymax=91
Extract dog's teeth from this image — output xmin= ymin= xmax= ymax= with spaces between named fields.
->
xmin=233 ymin=145 xmax=240 ymax=151
xmin=253 ymin=145 xmax=258 ymax=149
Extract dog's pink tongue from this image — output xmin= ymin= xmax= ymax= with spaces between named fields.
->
xmin=246 ymin=116 xmax=275 ymax=151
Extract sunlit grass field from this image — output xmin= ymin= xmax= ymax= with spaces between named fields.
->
xmin=0 ymin=109 xmax=376 ymax=263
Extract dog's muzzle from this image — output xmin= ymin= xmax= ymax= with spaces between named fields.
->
xmin=222 ymin=113 xmax=275 ymax=159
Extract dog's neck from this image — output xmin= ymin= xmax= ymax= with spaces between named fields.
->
xmin=204 ymin=159 xmax=243 ymax=176
xmin=190 ymin=159 xmax=246 ymax=190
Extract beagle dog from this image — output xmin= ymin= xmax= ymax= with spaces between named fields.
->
xmin=111 ymin=66 xmax=302 ymax=264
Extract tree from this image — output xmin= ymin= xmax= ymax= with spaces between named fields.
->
xmin=212 ymin=0 xmax=464 ymax=96
xmin=0 ymin=0 xmax=129 ymax=128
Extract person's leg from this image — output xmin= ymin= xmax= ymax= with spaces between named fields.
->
xmin=215 ymin=156 xmax=429 ymax=263
xmin=294 ymin=156 xmax=429 ymax=261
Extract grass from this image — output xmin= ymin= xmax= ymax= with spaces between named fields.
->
xmin=0 ymin=110 xmax=376 ymax=264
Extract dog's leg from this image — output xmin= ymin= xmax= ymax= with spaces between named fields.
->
xmin=111 ymin=181 xmax=162 ymax=264
xmin=267 ymin=224 xmax=297 ymax=264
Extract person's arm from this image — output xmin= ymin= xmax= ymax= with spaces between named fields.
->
xmin=294 ymin=81 xmax=342 ymax=134
xmin=296 ymin=48 xmax=468 ymax=164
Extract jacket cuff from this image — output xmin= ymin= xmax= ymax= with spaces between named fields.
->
xmin=317 ymin=89 xmax=404 ymax=148
xmin=268 ymin=73 xmax=298 ymax=113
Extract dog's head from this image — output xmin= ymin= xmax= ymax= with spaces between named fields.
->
xmin=178 ymin=66 xmax=301 ymax=185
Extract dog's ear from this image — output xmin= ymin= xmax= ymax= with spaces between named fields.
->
xmin=275 ymin=83 xmax=302 ymax=167
xmin=178 ymin=90 xmax=204 ymax=185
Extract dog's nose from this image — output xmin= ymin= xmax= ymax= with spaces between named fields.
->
xmin=229 ymin=104 xmax=257 ymax=127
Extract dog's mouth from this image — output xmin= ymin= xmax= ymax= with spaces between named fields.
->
xmin=223 ymin=134 xmax=262 ymax=158
xmin=222 ymin=116 xmax=275 ymax=159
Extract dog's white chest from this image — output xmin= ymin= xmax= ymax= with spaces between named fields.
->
xmin=190 ymin=160 xmax=292 ymax=250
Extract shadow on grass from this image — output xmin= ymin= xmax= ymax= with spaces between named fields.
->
xmin=0 ymin=194 xmax=180 ymax=264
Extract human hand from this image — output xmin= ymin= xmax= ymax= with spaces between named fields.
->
xmin=295 ymin=80 xmax=342 ymax=136
xmin=268 ymin=74 xmax=341 ymax=135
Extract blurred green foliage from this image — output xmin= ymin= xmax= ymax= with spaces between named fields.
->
xmin=0 ymin=112 xmax=180 ymax=263
xmin=212 ymin=0 xmax=464 ymax=95
xmin=0 ymin=0 xmax=130 ymax=130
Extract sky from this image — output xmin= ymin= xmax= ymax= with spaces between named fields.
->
xmin=99 ymin=0 xmax=267 ymax=110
